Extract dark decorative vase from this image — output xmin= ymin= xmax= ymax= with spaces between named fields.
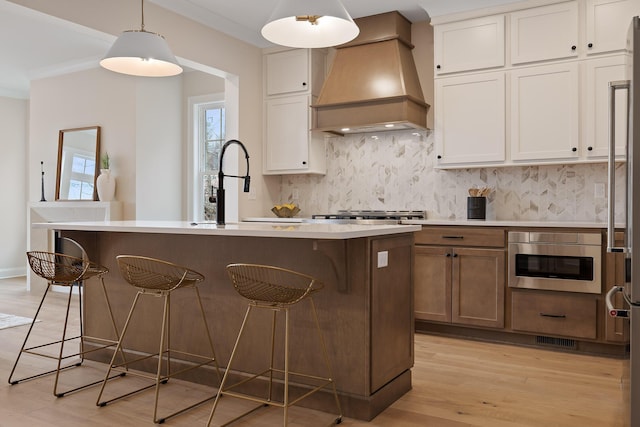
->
xmin=467 ymin=197 xmax=486 ymax=220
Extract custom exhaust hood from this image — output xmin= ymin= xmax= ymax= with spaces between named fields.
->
xmin=312 ymin=11 xmax=430 ymax=135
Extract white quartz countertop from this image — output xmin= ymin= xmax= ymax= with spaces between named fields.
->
xmin=402 ymin=219 xmax=610 ymax=228
xmin=33 ymin=220 xmax=421 ymax=239
xmin=244 ymin=216 xmax=613 ymax=229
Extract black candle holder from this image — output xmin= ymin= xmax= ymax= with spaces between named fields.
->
xmin=40 ymin=161 xmax=46 ymax=202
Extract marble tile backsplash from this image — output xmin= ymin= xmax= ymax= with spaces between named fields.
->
xmin=280 ymin=129 xmax=625 ymax=223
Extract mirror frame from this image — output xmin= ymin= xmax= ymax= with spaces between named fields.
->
xmin=55 ymin=126 xmax=101 ymax=201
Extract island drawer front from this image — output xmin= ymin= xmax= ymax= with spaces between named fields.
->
xmin=415 ymin=227 xmax=505 ymax=247
xmin=511 ymin=291 xmax=597 ymax=339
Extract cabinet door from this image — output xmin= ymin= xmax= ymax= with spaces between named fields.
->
xmin=584 ymin=55 xmax=628 ymax=158
xmin=414 ymin=246 xmax=452 ymax=322
xmin=371 ymin=236 xmax=414 ymax=393
xmin=586 ymin=0 xmax=640 ymax=54
xmin=435 ymin=72 xmax=505 ymax=166
xmin=434 ymin=15 xmax=505 ymax=74
xmin=265 ymin=49 xmax=309 ymax=96
xmin=264 ymin=95 xmax=310 ymax=172
xmin=510 ymin=1 xmax=579 ymax=64
xmin=452 ymin=247 xmax=505 ymax=328
xmin=510 ymin=63 xmax=579 ymax=161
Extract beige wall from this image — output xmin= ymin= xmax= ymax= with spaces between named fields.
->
xmin=9 ymin=0 xmax=271 ymax=219
xmin=30 ymin=69 xmax=138 ymax=217
xmin=0 ymin=96 xmax=28 ymax=277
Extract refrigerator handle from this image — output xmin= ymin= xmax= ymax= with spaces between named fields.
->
xmin=607 ymin=80 xmax=630 ymax=253
xmin=605 ymin=285 xmax=630 ymax=318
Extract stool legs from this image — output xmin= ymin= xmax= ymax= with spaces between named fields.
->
xmin=8 ymin=277 xmax=123 ymax=397
xmin=207 ymin=296 xmax=343 ymax=426
xmin=97 ymin=286 xmax=221 ymax=424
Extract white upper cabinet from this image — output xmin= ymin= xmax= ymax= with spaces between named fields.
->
xmin=263 ymin=48 xmax=327 ymax=175
xmin=434 ymin=15 xmax=505 ymax=74
xmin=264 ymin=95 xmax=312 ymax=172
xmin=265 ymin=49 xmax=310 ymax=96
xmin=435 ymin=73 xmax=505 ymax=166
xmin=510 ymin=63 xmax=579 ymax=161
xmin=584 ymin=55 xmax=628 ymax=158
xmin=510 ymin=1 xmax=579 ymax=65
xmin=586 ymin=0 xmax=640 ymax=54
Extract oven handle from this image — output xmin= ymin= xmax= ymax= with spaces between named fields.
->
xmin=607 ymin=80 xmax=630 ymax=253
xmin=605 ymin=285 xmax=630 ymax=318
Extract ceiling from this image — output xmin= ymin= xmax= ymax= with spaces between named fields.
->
xmin=0 ymin=0 xmax=524 ymax=99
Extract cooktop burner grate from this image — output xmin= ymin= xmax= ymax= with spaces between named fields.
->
xmin=312 ymin=210 xmax=427 ymax=220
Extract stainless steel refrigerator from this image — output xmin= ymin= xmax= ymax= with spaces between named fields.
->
xmin=606 ymin=15 xmax=640 ymax=427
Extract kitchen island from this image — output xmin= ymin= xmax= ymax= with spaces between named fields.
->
xmin=35 ymin=220 xmax=420 ymax=420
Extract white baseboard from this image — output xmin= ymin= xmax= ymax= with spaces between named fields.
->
xmin=0 ymin=267 xmax=27 ymax=279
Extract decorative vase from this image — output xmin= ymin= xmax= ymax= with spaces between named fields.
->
xmin=96 ymin=169 xmax=116 ymax=202
xmin=467 ymin=196 xmax=486 ymax=220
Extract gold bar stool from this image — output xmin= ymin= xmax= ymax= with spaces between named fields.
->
xmin=96 ymin=255 xmax=221 ymax=424
xmin=8 ymin=242 xmax=122 ymax=397
xmin=207 ymin=263 xmax=342 ymax=427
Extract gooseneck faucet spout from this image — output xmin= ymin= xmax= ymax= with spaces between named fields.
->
xmin=216 ymin=139 xmax=250 ymax=225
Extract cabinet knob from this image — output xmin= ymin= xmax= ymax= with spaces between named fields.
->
xmin=571 ymin=45 xmax=576 ymax=51
xmin=452 ymin=253 xmax=458 ymax=258
xmin=572 ymin=147 xmax=577 ymax=152
xmin=445 ymin=253 xmax=451 ymax=257
xmin=436 ymin=65 xmax=441 ymax=70
xmin=437 ymin=155 xmax=442 ymax=159
xmin=302 ymin=82 xmax=307 ymax=86
xmin=302 ymin=161 xmax=307 ymax=165
xmin=588 ymin=146 xmax=593 ymax=151
xmin=588 ymin=43 xmax=593 ymax=48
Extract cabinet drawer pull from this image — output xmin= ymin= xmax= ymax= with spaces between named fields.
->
xmin=539 ymin=312 xmax=566 ymax=319
xmin=442 ymin=235 xmax=464 ymax=239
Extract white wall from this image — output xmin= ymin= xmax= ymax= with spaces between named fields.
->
xmin=0 ymin=96 xmax=28 ymax=277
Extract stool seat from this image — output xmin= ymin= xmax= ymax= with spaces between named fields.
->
xmin=207 ymin=263 xmax=342 ymax=426
xmin=229 ymin=263 xmax=323 ymax=305
xmin=117 ymin=255 xmax=205 ymax=292
xmin=96 ymin=255 xmax=221 ymax=424
xmin=9 ymin=242 xmax=122 ymax=398
xmin=27 ymin=251 xmax=108 ymax=284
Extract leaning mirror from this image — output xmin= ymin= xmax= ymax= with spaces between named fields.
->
xmin=55 ymin=126 xmax=101 ymax=200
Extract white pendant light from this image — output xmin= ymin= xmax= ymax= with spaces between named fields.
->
xmin=261 ymin=0 xmax=360 ymax=48
xmin=100 ymin=0 xmax=182 ymax=77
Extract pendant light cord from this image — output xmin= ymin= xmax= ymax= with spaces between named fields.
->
xmin=140 ymin=0 xmax=145 ymax=32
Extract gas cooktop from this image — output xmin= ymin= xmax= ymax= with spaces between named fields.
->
xmin=312 ymin=210 xmax=427 ymax=221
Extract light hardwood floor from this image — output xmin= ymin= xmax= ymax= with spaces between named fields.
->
xmin=0 ymin=276 xmax=626 ymax=426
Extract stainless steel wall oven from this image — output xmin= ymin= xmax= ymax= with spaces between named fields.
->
xmin=508 ymin=231 xmax=602 ymax=294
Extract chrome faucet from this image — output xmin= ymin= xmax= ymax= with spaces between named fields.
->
xmin=216 ymin=139 xmax=250 ymax=225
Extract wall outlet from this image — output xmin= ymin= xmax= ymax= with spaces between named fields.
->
xmin=377 ymin=251 xmax=388 ymax=268
xmin=248 ymin=185 xmax=257 ymax=200
xmin=594 ymin=183 xmax=606 ymax=199
xmin=292 ymin=188 xmax=299 ymax=200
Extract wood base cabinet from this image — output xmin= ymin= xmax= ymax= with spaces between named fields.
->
xmin=511 ymin=290 xmax=597 ymax=340
xmin=414 ymin=227 xmax=505 ymax=328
